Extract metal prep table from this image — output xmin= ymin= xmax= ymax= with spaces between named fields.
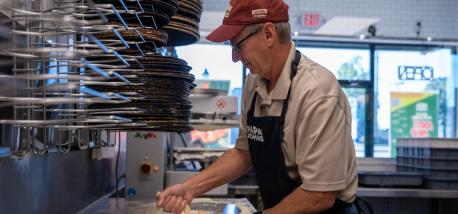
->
xmin=358 ymin=187 xmax=458 ymax=214
xmin=358 ymin=187 xmax=458 ymax=198
xmin=227 ymin=184 xmax=458 ymax=214
xmin=79 ymin=197 xmax=257 ymax=214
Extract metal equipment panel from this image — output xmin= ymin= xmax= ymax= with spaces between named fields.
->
xmin=125 ymin=131 xmax=167 ymax=199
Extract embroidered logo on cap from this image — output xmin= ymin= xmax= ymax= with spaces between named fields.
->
xmin=225 ymin=4 xmax=233 ymax=18
xmin=252 ymin=9 xmax=268 ymax=19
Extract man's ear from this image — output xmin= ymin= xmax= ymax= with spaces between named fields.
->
xmin=263 ymin=22 xmax=277 ymax=47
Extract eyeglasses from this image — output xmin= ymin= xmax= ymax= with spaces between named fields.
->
xmin=230 ymin=27 xmax=262 ymax=53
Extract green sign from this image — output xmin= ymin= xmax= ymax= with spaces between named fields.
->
xmin=390 ymin=92 xmax=438 ymax=157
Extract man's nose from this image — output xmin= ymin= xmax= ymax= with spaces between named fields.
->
xmin=232 ymin=49 xmax=241 ymax=63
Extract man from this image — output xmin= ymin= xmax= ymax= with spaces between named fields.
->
xmin=156 ymin=0 xmax=358 ymax=213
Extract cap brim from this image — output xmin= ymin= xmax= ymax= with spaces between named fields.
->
xmin=206 ymin=24 xmax=245 ymax=43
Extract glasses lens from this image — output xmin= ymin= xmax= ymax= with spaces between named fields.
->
xmin=231 ymin=27 xmax=261 ymax=52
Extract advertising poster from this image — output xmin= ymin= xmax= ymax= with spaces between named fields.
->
xmin=390 ymin=92 xmax=438 ymax=157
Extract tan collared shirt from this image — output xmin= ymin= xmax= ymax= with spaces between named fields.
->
xmin=235 ymin=42 xmax=358 ymax=203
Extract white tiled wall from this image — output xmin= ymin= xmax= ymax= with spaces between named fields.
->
xmin=202 ymin=0 xmax=458 ymax=40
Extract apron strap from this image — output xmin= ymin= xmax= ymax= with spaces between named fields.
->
xmin=280 ymin=50 xmax=301 ymax=120
xmin=278 ymin=50 xmax=301 ymax=145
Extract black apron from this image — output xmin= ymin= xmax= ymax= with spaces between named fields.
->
xmin=247 ymin=50 xmax=355 ymax=213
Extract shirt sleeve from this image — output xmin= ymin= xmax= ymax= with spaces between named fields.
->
xmin=296 ymin=95 xmax=353 ymax=192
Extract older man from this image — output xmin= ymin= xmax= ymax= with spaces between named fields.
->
xmin=157 ymin=0 xmax=359 ymax=213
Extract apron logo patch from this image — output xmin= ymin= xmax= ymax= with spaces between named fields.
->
xmin=247 ymin=125 xmax=264 ymax=142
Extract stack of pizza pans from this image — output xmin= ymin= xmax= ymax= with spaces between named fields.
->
xmin=86 ymin=1 xmax=197 ymax=132
xmin=93 ymin=0 xmax=174 ymax=50
xmin=135 ymin=0 xmax=179 ymax=28
xmin=132 ymin=53 xmax=195 ymax=132
xmin=97 ymin=23 xmax=168 ymax=50
xmin=90 ymin=53 xmax=195 ymax=132
xmin=92 ymin=0 xmax=178 ymax=28
xmin=161 ymin=0 xmax=202 ymax=46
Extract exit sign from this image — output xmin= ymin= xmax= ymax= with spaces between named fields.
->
xmin=302 ymin=12 xmax=321 ymax=28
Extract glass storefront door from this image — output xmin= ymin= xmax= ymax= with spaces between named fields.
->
xmin=298 ymin=47 xmax=371 ymax=157
xmin=374 ymin=48 xmax=454 ymax=157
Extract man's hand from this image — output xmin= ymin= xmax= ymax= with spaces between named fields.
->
xmin=156 ymin=148 xmax=252 ymax=213
xmin=156 ymin=183 xmax=194 ymax=214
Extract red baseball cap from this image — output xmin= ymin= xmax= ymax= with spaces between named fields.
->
xmin=206 ymin=0 xmax=289 ymax=43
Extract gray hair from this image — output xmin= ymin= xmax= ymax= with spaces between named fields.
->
xmin=243 ymin=22 xmax=291 ymax=43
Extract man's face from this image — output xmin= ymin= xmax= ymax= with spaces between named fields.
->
xmin=229 ymin=25 xmax=267 ymax=76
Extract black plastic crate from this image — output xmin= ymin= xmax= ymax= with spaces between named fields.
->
xmin=397 ymin=147 xmax=458 ymax=160
xmin=397 ymin=156 xmax=458 ymax=170
xmin=358 ymin=171 xmax=423 ymax=187
xmin=397 ymin=165 xmax=421 ymax=173
xmin=397 ymin=156 xmax=414 ymax=166
xmin=417 ymin=157 xmax=458 ymax=169
xmin=422 ymin=148 xmax=458 ymax=159
xmin=421 ymin=168 xmax=458 ymax=179
xmin=397 ymin=164 xmax=458 ymax=179
xmin=424 ymin=177 xmax=458 ymax=190
xmin=397 ymin=138 xmax=458 ymax=160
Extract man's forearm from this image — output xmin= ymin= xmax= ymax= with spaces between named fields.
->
xmin=184 ymin=148 xmax=252 ymax=197
xmin=265 ymin=188 xmax=336 ymax=214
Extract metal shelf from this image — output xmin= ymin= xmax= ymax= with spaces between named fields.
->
xmin=358 ymin=187 xmax=458 ymax=198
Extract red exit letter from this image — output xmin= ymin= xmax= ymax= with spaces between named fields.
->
xmin=303 ymin=13 xmax=320 ymax=27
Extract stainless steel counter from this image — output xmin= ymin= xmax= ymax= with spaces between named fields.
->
xmin=79 ymin=197 xmax=257 ymax=214
xmin=229 ymin=184 xmax=458 ymax=199
xmin=358 ymin=187 xmax=458 ymax=198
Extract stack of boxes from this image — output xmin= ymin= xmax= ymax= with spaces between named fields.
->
xmin=397 ymin=138 xmax=458 ymax=189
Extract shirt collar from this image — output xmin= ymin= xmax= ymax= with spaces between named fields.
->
xmin=254 ymin=42 xmax=297 ymax=105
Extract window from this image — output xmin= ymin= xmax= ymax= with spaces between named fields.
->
xmin=176 ymin=42 xmax=457 ymax=157
xmin=298 ymin=47 xmax=371 ymax=157
xmin=175 ymin=44 xmax=243 ymax=96
xmin=343 ymin=88 xmax=368 ymax=157
xmin=374 ymin=48 xmax=455 ymax=157
xmin=175 ymin=44 xmax=243 ymax=148
xmin=297 ymin=47 xmax=370 ymax=81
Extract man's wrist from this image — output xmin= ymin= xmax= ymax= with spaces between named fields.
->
xmin=183 ymin=180 xmax=197 ymax=198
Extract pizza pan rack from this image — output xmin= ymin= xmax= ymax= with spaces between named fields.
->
xmin=0 ymin=0 xmax=201 ymax=157
xmin=0 ymin=0 xmax=144 ymax=156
